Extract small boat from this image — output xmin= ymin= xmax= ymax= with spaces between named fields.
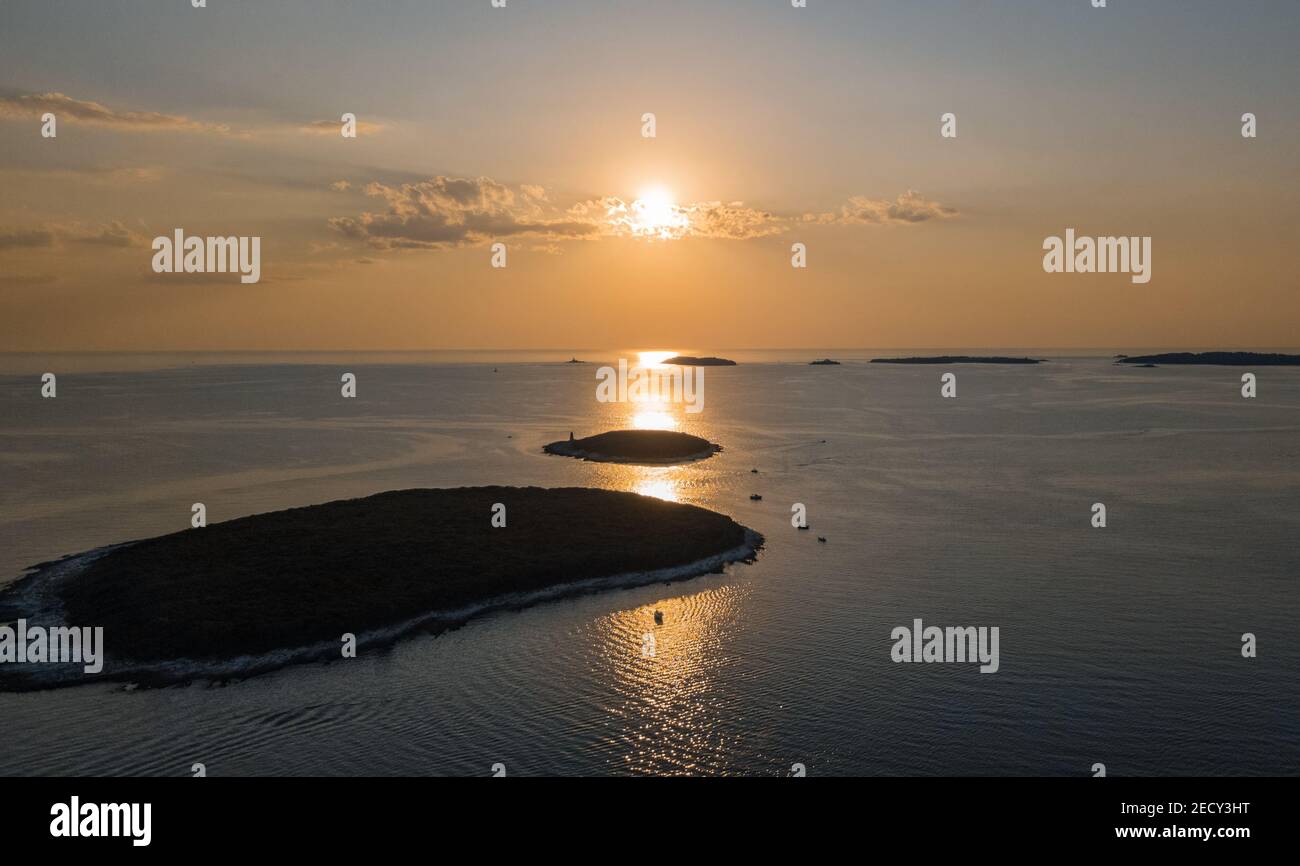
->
xmin=817 ymin=537 xmax=827 ymax=543
xmin=750 ymin=494 xmax=762 ymax=501
xmin=797 ymin=525 xmax=810 ymax=531
xmin=653 ymin=610 xmax=664 ymax=625
xmin=750 ymin=468 xmax=759 ymax=474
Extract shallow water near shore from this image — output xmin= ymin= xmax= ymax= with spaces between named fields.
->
xmin=1 ymin=351 xmax=1298 ymax=775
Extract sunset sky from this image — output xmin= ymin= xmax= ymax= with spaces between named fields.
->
xmin=2 ymin=0 xmax=1297 ymax=351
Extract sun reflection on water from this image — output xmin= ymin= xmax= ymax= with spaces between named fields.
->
xmin=596 ymin=463 xmax=703 ymax=506
xmin=566 ymin=351 xmax=743 ymax=772
xmin=595 ymin=583 xmax=752 ymax=775
xmin=631 ymin=408 xmax=678 ymax=430
xmin=633 ymin=476 xmax=680 ymax=502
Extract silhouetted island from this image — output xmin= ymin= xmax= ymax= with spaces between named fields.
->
xmin=1117 ymin=352 xmax=1300 ymax=366
xmin=545 ymin=430 xmax=720 ymax=464
xmin=663 ymin=356 xmax=736 ymax=366
xmin=810 ymin=359 xmax=841 ymax=365
xmin=0 ymin=487 xmax=759 ymax=682
xmin=871 ymin=356 xmax=1041 ymax=365
xmin=565 ymin=357 xmax=586 ymax=364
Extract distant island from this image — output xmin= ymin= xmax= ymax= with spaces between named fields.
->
xmin=545 ymin=430 xmax=720 ymax=464
xmin=0 ymin=487 xmax=760 ymax=684
xmin=871 ymin=356 xmax=1041 ymax=365
xmin=809 ymin=359 xmax=841 ymax=365
xmin=1117 ymin=352 xmax=1300 ymax=366
xmin=663 ymin=356 xmax=736 ymax=366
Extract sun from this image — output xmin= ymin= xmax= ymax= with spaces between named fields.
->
xmin=627 ymin=186 xmax=689 ymax=239
xmin=637 ymin=350 xmax=676 ymax=367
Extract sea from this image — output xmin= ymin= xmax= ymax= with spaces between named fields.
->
xmin=1 ymin=349 xmax=1297 ymax=776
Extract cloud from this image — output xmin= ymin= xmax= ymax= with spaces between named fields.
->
xmin=0 ymin=91 xmax=230 ymax=134
xmin=0 ymin=221 xmax=147 ymax=253
xmin=72 ymin=221 xmax=146 ymax=248
xmin=679 ymin=201 xmax=784 ymax=239
xmin=95 ymin=166 xmax=165 ymax=185
xmin=807 ymin=190 xmax=958 ymax=225
xmin=329 ymin=177 xmax=955 ymax=251
xmin=301 ymin=119 xmax=384 ymax=136
xmin=0 ymin=229 xmax=55 ymax=250
xmin=329 ymin=176 xmax=599 ymax=249
xmin=0 ymin=165 xmax=165 ymax=187
xmin=588 ymin=196 xmax=783 ymax=240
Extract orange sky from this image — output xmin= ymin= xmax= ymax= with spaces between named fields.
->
xmin=2 ymin=1 xmax=1297 ymax=351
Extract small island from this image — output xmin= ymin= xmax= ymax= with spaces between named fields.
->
xmin=0 ymin=487 xmax=760 ymax=684
xmin=809 ymin=359 xmax=841 ymax=365
xmin=1117 ymin=352 xmax=1300 ymax=366
xmin=871 ymin=356 xmax=1041 ymax=365
xmin=545 ymin=430 xmax=720 ymax=464
xmin=663 ymin=356 xmax=737 ymax=366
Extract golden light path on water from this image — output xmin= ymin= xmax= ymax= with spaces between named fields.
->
xmin=592 ymin=580 xmax=752 ymax=775
xmin=628 ymin=351 xmax=687 ymax=434
xmin=630 ymin=409 xmax=676 ymax=431
xmin=584 ymin=357 xmax=749 ymax=773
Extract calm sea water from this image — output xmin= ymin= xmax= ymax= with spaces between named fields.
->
xmin=1 ymin=352 xmax=1297 ymax=776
